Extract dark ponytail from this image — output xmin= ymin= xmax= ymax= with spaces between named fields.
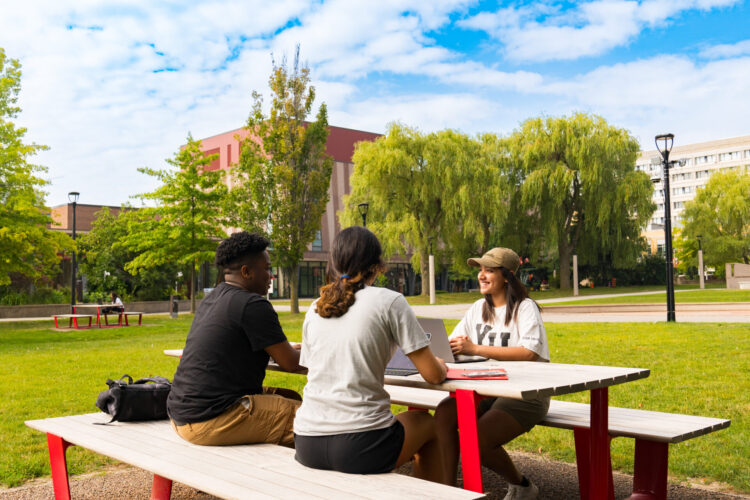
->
xmin=316 ymin=226 xmax=386 ymax=318
xmin=481 ymin=267 xmax=538 ymax=325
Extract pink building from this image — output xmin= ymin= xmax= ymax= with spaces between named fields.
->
xmin=197 ymin=125 xmax=414 ymax=298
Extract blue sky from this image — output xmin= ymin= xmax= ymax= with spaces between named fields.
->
xmin=2 ymin=0 xmax=749 ymax=207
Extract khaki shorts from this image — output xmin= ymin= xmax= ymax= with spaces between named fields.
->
xmin=172 ymin=387 xmax=301 ymax=448
xmin=478 ymin=395 xmax=550 ymax=432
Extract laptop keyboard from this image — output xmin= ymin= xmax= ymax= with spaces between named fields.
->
xmin=385 ymin=368 xmax=419 ymax=376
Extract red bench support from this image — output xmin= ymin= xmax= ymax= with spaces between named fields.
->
xmin=45 ymin=432 xmax=173 ymax=500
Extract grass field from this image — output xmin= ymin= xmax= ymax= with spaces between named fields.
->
xmin=551 ymin=289 xmax=750 ymax=305
xmin=0 ymin=315 xmax=747 ymax=493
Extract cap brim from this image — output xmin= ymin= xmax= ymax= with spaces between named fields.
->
xmin=467 ymin=257 xmax=493 ymax=268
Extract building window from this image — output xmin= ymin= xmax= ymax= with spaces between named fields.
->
xmin=312 ymin=230 xmax=322 ymax=251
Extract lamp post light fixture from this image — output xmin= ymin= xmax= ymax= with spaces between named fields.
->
xmin=655 ymin=134 xmax=676 ymax=322
xmin=68 ymin=191 xmax=80 ymax=312
xmin=697 ymin=234 xmax=704 ymax=290
xmin=357 ymin=202 xmax=369 ymax=227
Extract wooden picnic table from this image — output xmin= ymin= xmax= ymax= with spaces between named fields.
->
xmin=72 ymin=304 xmax=116 ymax=328
xmin=163 ymin=349 xmax=649 ymax=498
xmin=385 ymin=360 xmax=650 ymax=497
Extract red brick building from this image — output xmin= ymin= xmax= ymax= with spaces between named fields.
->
xmin=197 ymin=125 xmax=415 ymax=298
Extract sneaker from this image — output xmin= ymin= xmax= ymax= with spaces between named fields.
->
xmin=503 ymin=479 xmax=539 ymax=500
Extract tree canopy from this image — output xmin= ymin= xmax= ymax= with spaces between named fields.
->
xmin=515 ymin=113 xmax=654 ymax=288
xmin=0 ymin=48 xmax=72 ymax=287
xmin=233 ymin=46 xmax=332 ymax=313
xmin=78 ymin=207 xmax=180 ymax=301
xmin=676 ymin=170 xmax=750 ymax=267
xmin=122 ymin=134 xmax=228 ymax=312
xmin=342 ymin=124 xmax=469 ymax=293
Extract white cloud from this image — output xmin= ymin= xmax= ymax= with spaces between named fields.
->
xmin=535 ymin=54 xmax=750 ymax=146
xmin=699 ymin=39 xmax=750 ymax=59
xmin=1 ymin=0 xmax=748 ymax=208
xmin=459 ymin=0 xmax=743 ymax=62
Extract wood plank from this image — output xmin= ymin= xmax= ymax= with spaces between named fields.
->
xmin=380 ymin=387 xmax=730 ymax=444
xmin=26 ymin=414 xmax=484 ymax=500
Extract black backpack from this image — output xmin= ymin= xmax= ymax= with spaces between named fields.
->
xmin=95 ymin=374 xmax=171 ymax=423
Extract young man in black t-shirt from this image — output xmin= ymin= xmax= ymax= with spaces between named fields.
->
xmin=167 ymin=231 xmax=303 ymax=447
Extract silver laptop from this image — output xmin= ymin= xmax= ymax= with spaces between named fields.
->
xmin=385 ymin=318 xmax=486 ymax=376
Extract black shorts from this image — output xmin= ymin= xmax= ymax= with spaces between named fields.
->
xmin=294 ymin=421 xmax=404 ymax=474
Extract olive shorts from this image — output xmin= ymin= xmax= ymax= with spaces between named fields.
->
xmin=478 ymin=395 xmax=550 ymax=432
xmin=172 ymin=387 xmax=301 ymax=448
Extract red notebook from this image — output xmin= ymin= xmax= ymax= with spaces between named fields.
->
xmin=446 ymin=368 xmax=508 ymax=380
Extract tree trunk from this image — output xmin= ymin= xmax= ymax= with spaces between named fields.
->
xmin=190 ymin=264 xmax=196 ymax=314
xmin=288 ymin=264 xmax=300 ymax=314
xmin=559 ymin=241 xmax=571 ymax=289
xmin=420 ymin=250 xmax=429 ymax=296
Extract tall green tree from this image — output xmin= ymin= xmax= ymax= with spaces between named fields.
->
xmin=78 ymin=207 xmax=180 ymax=301
xmin=0 ymin=48 xmax=73 ymax=286
xmin=233 ymin=46 xmax=332 ymax=313
xmin=442 ymin=132 xmax=533 ymax=277
xmin=342 ymin=125 xmax=474 ymax=295
xmin=122 ymin=134 xmax=228 ymax=313
xmin=676 ymin=170 xmax=750 ymax=268
xmin=515 ymin=113 xmax=654 ymax=288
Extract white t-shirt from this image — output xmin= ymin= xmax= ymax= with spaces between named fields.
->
xmin=294 ymin=286 xmax=430 ymax=436
xmin=449 ymin=298 xmax=550 ymax=362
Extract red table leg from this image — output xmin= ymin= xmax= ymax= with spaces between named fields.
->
xmin=590 ymin=388 xmax=614 ymax=500
xmin=150 ymin=474 xmax=173 ymax=500
xmin=47 ymin=433 xmax=73 ymax=500
xmin=574 ymin=427 xmax=614 ymax=500
xmin=454 ymin=389 xmax=485 ymax=493
xmin=629 ymin=439 xmax=669 ymax=500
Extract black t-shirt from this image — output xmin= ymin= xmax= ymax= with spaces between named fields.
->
xmin=166 ymin=282 xmax=287 ymax=424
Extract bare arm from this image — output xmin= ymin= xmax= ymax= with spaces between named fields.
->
xmin=450 ymin=336 xmax=539 ymax=361
xmin=406 ymin=345 xmax=447 ymax=385
xmin=265 ymin=341 xmax=306 ymax=373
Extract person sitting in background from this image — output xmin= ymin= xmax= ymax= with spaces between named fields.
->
xmin=167 ymin=231 xmax=303 ymax=448
xmin=293 ymin=226 xmax=448 ymax=484
xmin=101 ymin=291 xmax=124 ymax=314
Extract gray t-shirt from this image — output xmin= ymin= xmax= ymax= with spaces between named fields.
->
xmin=294 ymin=286 xmax=429 ymax=436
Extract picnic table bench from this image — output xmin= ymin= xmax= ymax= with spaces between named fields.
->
xmin=26 ymin=412 xmax=485 ymax=500
xmin=383 ymin=385 xmax=730 ymax=500
xmin=52 ymin=314 xmax=93 ymax=329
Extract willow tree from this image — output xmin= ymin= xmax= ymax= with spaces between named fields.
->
xmin=0 ymin=48 xmax=73 ymax=286
xmin=232 ymin=47 xmax=332 ymax=314
xmin=677 ymin=170 xmax=750 ymax=267
xmin=441 ymin=132 xmax=532 ymax=277
xmin=123 ymin=134 xmax=228 ymax=313
xmin=516 ymin=113 xmax=654 ymax=288
xmin=341 ymin=125 xmax=473 ymax=295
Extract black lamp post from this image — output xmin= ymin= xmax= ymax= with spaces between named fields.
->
xmin=655 ymin=134 xmax=676 ymax=322
xmin=357 ymin=202 xmax=369 ymax=227
xmin=68 ymin=192 xmax=80 ymax=312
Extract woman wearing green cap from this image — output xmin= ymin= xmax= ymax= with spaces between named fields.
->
xmin=434 ymin=247 xmax=549 ymax=500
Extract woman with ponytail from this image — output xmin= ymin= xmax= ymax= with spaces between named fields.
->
xmin=435 ymin=247 xmax=549 ymax=499
xmin=293 ymin=226 xmax=448 ymax=484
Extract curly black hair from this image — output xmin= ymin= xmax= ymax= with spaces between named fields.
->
xmin=215 ymin=231 xmax=270 ymax=269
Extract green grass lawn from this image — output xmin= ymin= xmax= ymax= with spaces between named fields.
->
xmin=551 ymin=289 xmax=750 ymax=305
xmin=0 ymin=316 xmax=747 ymax=493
